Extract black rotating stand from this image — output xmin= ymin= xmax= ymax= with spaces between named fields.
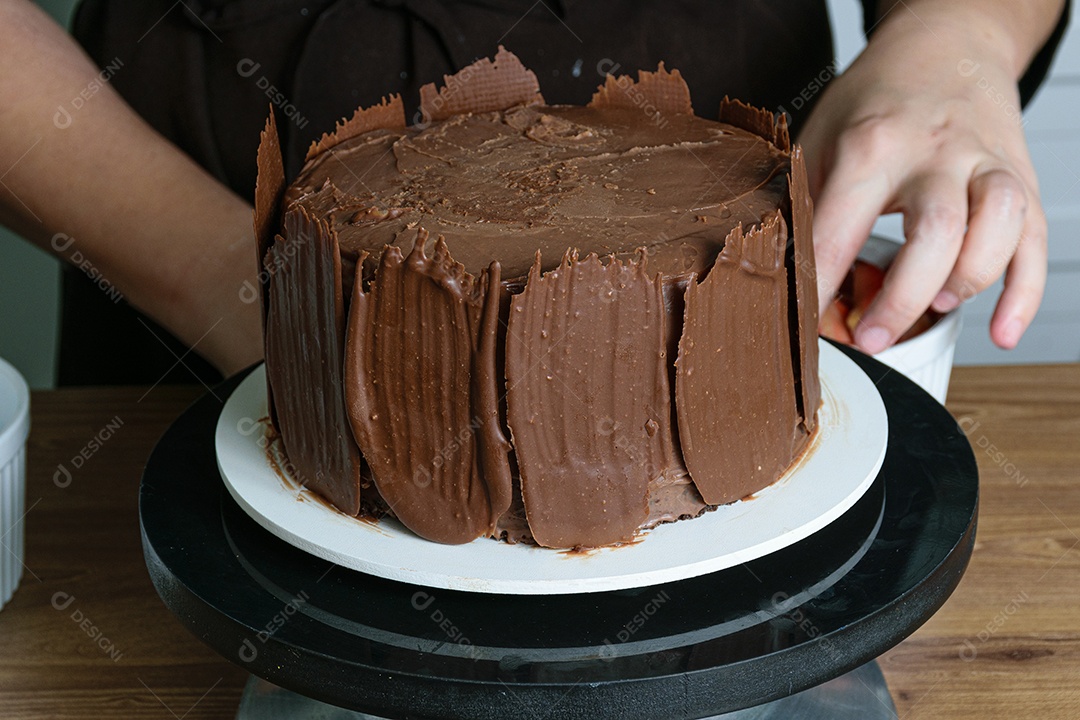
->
xmin=140 ymin=345 xmax=977 ymax=719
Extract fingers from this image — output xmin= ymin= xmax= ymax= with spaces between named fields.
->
xmin=932 ymin=167 xmax=1028 ymax=313
xmin=854 ymin=171 xmax=968 ymax=354
xmin=990 ymin=205 xmax=1047 ymax=349
xmin=812 ymin=140 xmax=894 ymax=316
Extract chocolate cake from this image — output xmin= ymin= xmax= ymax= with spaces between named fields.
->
xmin=252 ymin=48 xmax=820 ymax=549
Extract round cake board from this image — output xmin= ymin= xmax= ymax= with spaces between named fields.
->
xmin=215 ymin=340 xmax=887 ymax=594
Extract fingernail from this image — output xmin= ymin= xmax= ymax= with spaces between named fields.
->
xmin=856 ymin=325 xmax=892 ymax=355
xmin=932 ymin=290 xmax=960 ymax=313
xmin=1000 ymin=318 xmax=1024 ymax=348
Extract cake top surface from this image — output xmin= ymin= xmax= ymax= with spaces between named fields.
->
xmin=285 ymin=103 xmax=791 ymax=280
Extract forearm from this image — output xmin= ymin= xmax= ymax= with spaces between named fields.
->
xmin=0 ymin=0 xmax=260 ymax=372
xmin=870 ymin=0 xmax=1066 ymax=81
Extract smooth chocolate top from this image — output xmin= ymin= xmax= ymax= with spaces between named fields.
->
xmin=285 ymin=105 xmax=791 ymax=280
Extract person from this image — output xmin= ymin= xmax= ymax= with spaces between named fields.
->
xmin=0 ymin=0 xmax=1069 ymax=385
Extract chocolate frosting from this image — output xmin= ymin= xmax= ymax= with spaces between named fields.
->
xmin=675 ymin=215 xmax=803 ymax=506
xmin=719 ymin=96 xmax=791 ymax=153
xmin=263 ymin=207 xmax=364 ymax=514
xmin=343 ymin=231 xmax=513 ymax=544
xmin=590 ymin=63 xmax=693 ymax=116
xmin=259 ymin=49 xmax=820 ymax=548
xmin=305 ymin=94 xmax=406 ymax=163
xmin=254 ymin=109 xmax=285 ymax=423
xmin=285 ymin=104 xmax=791 ymax=284
xmin=505 ymin=250 xmax=676 ymax=548
xmin=419 ymin=46 xmax=544 ymax=123
xmin=788 ymin=147 xmax=821 ymax=432
xmin=254 ymin=109 xmax=285 ymax=278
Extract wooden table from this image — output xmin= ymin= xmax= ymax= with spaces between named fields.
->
xmin=0 ymin=366 xmax=1077 ymax=719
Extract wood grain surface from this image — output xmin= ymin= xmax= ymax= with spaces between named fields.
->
xmin=0 ymin=366 xmax=1076 ymax=719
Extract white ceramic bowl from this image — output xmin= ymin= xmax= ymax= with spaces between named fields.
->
xmin=0 ymin=357 xmax=29 ymax=610
xmin=857 ymin=236 xmax=962 ymax=404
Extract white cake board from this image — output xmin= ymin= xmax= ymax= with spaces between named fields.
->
xmin=215 ymin=341 xmax=887 ymax=595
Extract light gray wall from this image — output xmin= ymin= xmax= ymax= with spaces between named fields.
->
xmin=0 ymin=235 xmax=59 ymax=389
xmin=1 ymin=1 xmax=1076 ymax=389
xmin=0 ymin=0 xmax=77 ymax=389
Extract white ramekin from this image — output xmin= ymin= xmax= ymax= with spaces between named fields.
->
xmin=0 ymin=357 xmax=29 ymax=611
xmin=857 ymin=236 xmax=962 ymax=404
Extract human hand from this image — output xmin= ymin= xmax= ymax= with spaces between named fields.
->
xmin=799 ymin=4 xmax=1050 ymax=353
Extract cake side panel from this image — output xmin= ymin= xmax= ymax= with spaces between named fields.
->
xmin=254 ymin=109 xmax=286 ymax=423
xmin=588 ymin=63 xmax=694 ymax=116
xmin=472 ymin=265 xmax=516 ymax=531
xmin=254 ymin=109 xmax=286 ymax=281
xmin=343 ymin=234 xmax=511 ymax=544
xmin=305 ymin=95 xmax=406 ymax=162
xmin=489 ymin=282 xmax=533 ymax=544
xmin=418 ymin=46 xmax=544 ymax=123
xmin=675 ymin=216 xmax=801 ymax=506
xmin=504 ymin=252 xmax=673 ymax=548
xmin=644 ymin=276 xmax=712 ymax=527
xmin=788 ymin=146 xmax=821 ymax=432
xmin=263 ymin=207 xmax=363 ymax=515
xmin=718 ymin=96 xmax=791 ymax=152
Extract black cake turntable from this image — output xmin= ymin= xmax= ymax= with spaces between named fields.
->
xmin=140 ymin=344 xmax=977 ymax=719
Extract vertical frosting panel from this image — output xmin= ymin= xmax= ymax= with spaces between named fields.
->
xmin=305 ymin=94 xmax=405 ymax=162
xmin=719 ymin=96 xmax=791 ymax=152
xmin=254 ymin=109 xmax=285 ymax=281
xmin=418 ymin=46 xmax=544 ymax=122
xmin=254 ymin=109 xmax=286 ymax=421
xmin=344 ymin=232 xmax=513 ymax=544
xmin=675 ymin=215 xmax=801 ymax=506
xmin=264 ymin=207 xmax=363 ymax=515
xmin=788 ymin=146 xmax=821 ymax=432
xmin=505 ymin=252 xmax=674 ymax=548
xmin=588 ymin=62 xmax=694 ymax=115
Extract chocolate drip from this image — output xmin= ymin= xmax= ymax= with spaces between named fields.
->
xmin=675 ymin=215 xmax=801 ymax=506
xmin=787 ymin=147 xmax=820 ymax=432
xmin=419 ymin=46 xmax=544 ymax=123
xmin=343 ymin=231 xmax=512 ymax=544
xmin=264 ymin=207 xmax=364 ymax=514
xmin=505 ymin=251 xmax=675 ymax=548
xmin=589 ymin=62 xmax=693 ymax=115
xmin=305 ymin=95 xmax=406 ymax=162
